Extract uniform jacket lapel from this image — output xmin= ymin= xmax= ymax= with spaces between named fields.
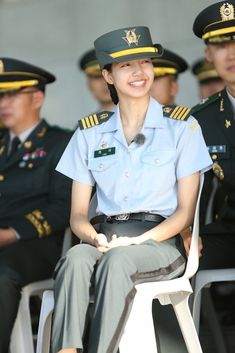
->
xmin=217 ymin=89 xmax=235 ymax=148
xmin=0 ymin=120 xmax=49 ymax=171
xmin=0 ymin=133 xmax=9 ymax=165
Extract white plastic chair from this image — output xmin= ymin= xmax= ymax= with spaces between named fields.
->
xmin=191 ymin=177 xmax=235 ymax=353
xmin=119 ymin=174 xmax=204 ymax=353
xmin=10 ymin=227 xmax=72 ymax=353
xmin=36 ymin=175 xmax=204 ymax=353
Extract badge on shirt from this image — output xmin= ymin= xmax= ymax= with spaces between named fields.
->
xmin=207 ymin=145 xmax=226 ymax=153
xmin=94 ymin=147 xmax=116 ymax=158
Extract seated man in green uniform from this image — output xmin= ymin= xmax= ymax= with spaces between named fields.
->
xmin=0 ymin=57 xmax=72 ymax=353
xmin=191 ymin=57 xmax=225 ymax=99
xmin=192 ymin=0 xmax=235 ymax=273
xmin=79 ymin=49 xmax=114 ymax=111
xmin=150 ymin=48 xmax=188 ymax=105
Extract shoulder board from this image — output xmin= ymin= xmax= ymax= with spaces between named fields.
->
xmin=190 ymin=92 xmax=220 ymax=115
xmin=163 ymin=105 xmax=191 ymax=121
xmin=78 ymin=111 xmax=114 ymax=130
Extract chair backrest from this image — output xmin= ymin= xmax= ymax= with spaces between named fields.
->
xmin=183 ymin=173 xmax=204 ymax=279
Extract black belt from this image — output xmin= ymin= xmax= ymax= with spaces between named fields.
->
xmin=90 ymin=212 xmax=165 ymax=225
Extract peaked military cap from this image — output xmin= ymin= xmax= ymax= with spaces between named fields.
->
xmin=0 ymin=57 xmax=55 ymax=93
xmin=79 ymin=49 xmax=102 ymax=77
xmin=94 ymin=26 xmax=163 ymax=69
xmin=191 ymin=58 xmax=222 ymax=83
xmin=193 ymin=1 xmax=235 ymax=44
xmin=152 ymin=48 xmax=188 ymax=77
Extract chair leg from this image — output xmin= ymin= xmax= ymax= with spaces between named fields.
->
xmin=10 ymin=288 xmax=35 ymax=353
xmin=201 ymin=288 xmax=228 ymax=353
xmin=170 ymin=292 xmax=203 ymax=353
xmin=119 ymin=290 xmax=157 ymax=353
xmin=192 ymin=286 xmax=202 ymax=333
xmin=10 ymin=290 xmax=34 ymax=353
xmin=36 ymin=291 xmax=54 ymax=353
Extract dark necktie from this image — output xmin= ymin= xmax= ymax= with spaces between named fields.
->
xmin=8 ymin=136 xmax=21 ymax=158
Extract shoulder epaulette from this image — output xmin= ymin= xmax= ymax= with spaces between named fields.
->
xmin=190 ymin=92 xmax=220 ymax=116
xmin=78 ymin=111 xmax=114 ymax=130
xmin=163 ymin=105 xmax=191 ymax=121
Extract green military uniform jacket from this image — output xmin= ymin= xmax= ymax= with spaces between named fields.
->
xmin=192 ymin=89 xmax=235 ymax=235
xmin=0 ymin=119 xmax=72 ymax=240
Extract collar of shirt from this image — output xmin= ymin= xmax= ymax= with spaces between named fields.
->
xmin=226 ymin=89 xmax=235 ymax=118
xmin=9 ymin=120 xmax=41 ymax=145
xmin=99 ymin=96 xmax=164 ymax=134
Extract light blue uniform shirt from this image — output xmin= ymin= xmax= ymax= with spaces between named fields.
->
xmin=56 ymin=97 xmax=212 ymax=217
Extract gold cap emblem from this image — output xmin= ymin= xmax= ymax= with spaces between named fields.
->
xmin=0 ymin=60 xmax=4 ymax=73
xmin=220 ymin=2 xmax=235 ymax=21
xmin=123 ymin=29 xmax=140 ymax=46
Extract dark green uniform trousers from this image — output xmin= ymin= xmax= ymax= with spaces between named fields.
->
xmin=52 ymin=221 xmax=185 ymax=353
xmin=0 ymin=236 xmax=62 ymax=353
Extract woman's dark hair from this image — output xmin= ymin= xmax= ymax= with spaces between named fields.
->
xmin=104 ymin=64 xmax=119 ymax=105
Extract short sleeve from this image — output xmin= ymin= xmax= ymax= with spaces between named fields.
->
xmin=56 ymin=128 xmax=95 ymax=186
xmin=176 ymin=117 xmax=212 ymax=180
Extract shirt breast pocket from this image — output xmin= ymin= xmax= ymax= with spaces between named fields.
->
xmin=141 ymin=150 xmax=176 ymax=191
xmin=88 ymin=156 xmax=118 ymax=186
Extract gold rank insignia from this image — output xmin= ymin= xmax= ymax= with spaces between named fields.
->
xmin=163 ymin=105 xmax=191 ymax=121
xmin=225 ymin=119 xmax=231 ymax=128
xmin=37 ymin=127 xmax=47 ymax=137
xmin=24 ymin=140 xmax=32 ymax=149
xmin=0 ymin=145 xmax=5 ymax=155
xmin=78 ymin=111 xmax=114 ymax=130
xmin=123 ymin=29 xmax=141 ymax=46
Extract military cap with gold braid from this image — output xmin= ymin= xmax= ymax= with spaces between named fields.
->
xmin=193 ymin=1 xmax=235 ymax=44
xmin=78 ymin=110 xmax=114 ymax=130
xmin=162 ymin=104 xmax=191 ymax=121
xmin=94 ymin=26 xmax=163 ymax=69
xmin=152 ymin=48 xmax=188 ymax=77
xmin=191 ymin=58 xmax=222 ymax=83
xmin=79 ymin=49 xmax=102 ymax=78
xmin=0 ymin=57 xmax=55 ymax=93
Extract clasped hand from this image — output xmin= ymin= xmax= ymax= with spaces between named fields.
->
xmin=94 ymin=233 xmax=143 ymax=253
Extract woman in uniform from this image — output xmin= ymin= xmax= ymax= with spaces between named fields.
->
xmin=52 ymin=26 xmax=212 ymax=353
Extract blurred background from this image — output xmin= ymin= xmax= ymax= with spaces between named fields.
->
xmin=0 ymin=0 xmax=215 ymax=129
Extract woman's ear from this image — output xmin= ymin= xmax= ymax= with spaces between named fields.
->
xmin=102 ymin=69 xmax=114 ymax=85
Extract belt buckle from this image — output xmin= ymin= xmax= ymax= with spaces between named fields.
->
xmin=114 ymin=213 xmax=130 ymax=221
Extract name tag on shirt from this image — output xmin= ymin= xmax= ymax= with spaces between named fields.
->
xmin=207 ymin=145 xmax=226 ymax=153
xmin=94 ymin=147 xmax=116 ymax=158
